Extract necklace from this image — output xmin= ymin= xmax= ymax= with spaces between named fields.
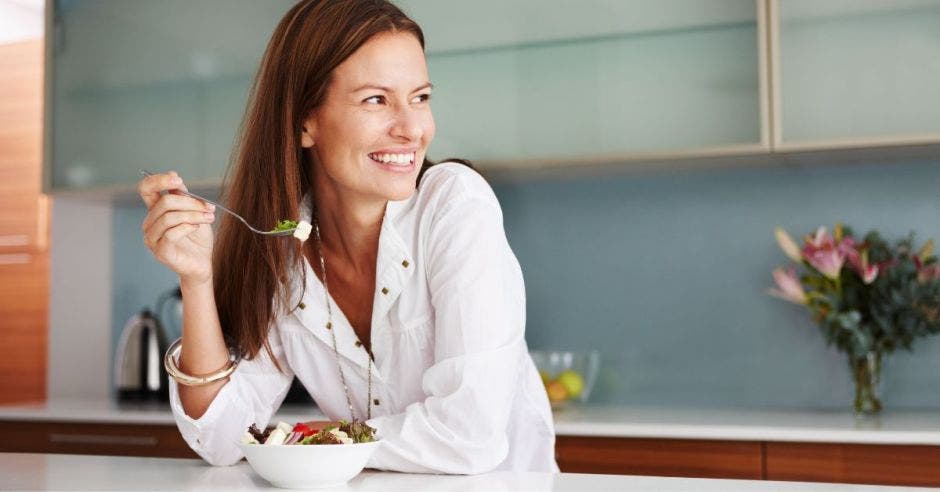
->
xmin=312 ymin=216 xmax=373 ymax=421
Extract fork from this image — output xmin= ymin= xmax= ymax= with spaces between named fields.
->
xmin=139 ymin=169 xmax=296 ymax=236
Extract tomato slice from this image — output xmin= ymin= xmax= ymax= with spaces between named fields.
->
xmin=292 ymin=423 xmax=312 ymax=435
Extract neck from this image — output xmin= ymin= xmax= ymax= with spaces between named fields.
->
xmin=312 ymin=185 xmax=385 ymax=276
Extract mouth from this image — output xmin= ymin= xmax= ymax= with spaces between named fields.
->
xmin=368 ymin=151 xmax=417 ymax=172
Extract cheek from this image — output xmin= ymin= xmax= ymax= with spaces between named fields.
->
xmin=423 ymin=111 xmax=436 ymax=142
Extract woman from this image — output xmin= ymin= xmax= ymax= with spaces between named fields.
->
xmin=137 ymin=0 xmax=556 ymax=474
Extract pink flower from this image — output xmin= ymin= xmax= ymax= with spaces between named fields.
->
xmin=774 ymin=227 xmax=802 ymax=262
xmin=842 ymin=238 xmax=878 ymax=284
xmin=802 ymin=227 xmax=845 ymax=279
xmin=768 ymin=266 xmax=807 ymax=305
xmin=859 ymin=264 xmax=879 ymax=284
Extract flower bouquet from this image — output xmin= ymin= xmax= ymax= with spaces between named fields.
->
xmin=769 ymin=224 xmax=940 ymax=415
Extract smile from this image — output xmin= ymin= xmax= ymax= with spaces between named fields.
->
xmin=368 ymin=152 xmax=415 ymax=166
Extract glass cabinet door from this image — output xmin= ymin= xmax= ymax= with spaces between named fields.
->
xmin=777 ymin=0 xmax=940 ymax=145
xmin=50 ymin=0 xmax=295 ymax=191
xmin=401 ymin=0 xmax=763 ymax=168
xmin=50 ymin=0 xmax=764 ymax=191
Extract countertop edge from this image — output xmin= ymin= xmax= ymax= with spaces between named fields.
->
xmin=4 ymin=400 xmax=940 ymax=446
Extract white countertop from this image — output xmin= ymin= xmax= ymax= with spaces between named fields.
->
xmin=3 ymin=398 xmax=940 ymax=445
xmin=0 ymin=453 xmax=929 ymax=491
xmin=551 ymin=405 xmax=940 ymax=445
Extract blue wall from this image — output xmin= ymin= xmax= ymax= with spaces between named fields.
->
xmin=112 ymin=158 xmax=940 ymax=409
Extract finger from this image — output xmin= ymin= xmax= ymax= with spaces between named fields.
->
xmin=138 ymin=171 xmax=183 ymax=209
xmin=161 ymin=222 xmax=200 ymax=244
xmin=142 ymin=193 xmax=215 ymax=233
xmin=168 ymin=179 xmax=190 ymax=194
xmin=144 ymin=210 xmax=215 ymax=247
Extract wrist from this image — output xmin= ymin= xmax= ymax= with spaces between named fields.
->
xmin=179 ymin=273 xmax=213 ymax=293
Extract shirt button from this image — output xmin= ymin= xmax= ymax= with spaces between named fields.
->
xmin=354 ymin=340 xmax=362 ymax=347
xmin=381 ymin=287 xmax=389 ymax=295
xmin=298 ymin=302 xmax=306 ymax=309
xmin=402 ymin=260 xmax=409 ymax=268
xmin=373 ymin=399 xmax=380 ymax=406
xmin=325 ymin=322 xmax=332 ymax=330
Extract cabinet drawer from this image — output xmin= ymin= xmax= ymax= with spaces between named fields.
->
xmin=0 ymin=194 xmax=48 ymax=253
xmin=555 ymin=436 xmax=762 ymax=479
xmin=765 ymin=442 xmax=940 ymax=487
xmin=0 ymin=255 xmax=48 ymax=404
xmin=0 ymin=421 xmax=198 ymax=459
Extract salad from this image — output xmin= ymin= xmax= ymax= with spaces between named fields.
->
xmin=271 ymin=219 xmax=298 ymax=232
xmin=269 ymin=219 xmax=312 ymax=242
xmin=242 ymin=420 xmax=376 ymax=446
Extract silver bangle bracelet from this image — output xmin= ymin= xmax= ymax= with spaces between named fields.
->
xmin=163 ymin=337 xmax=241 ymax=386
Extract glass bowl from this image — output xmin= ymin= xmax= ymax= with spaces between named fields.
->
xmin=529 ymin=350 xmax=600 ymax=409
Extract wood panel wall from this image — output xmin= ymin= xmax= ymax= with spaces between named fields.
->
xmin=0 ymin=38 xmax=49 ymax=404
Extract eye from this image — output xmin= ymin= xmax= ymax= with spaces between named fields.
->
xmin=412 ymin=93 xmax=432 ymax=104
xmin=364 ymin=95 xmax=385 ymax=105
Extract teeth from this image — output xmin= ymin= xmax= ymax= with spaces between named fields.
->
xmin=369 ymin=152 xmax=415 ymax=165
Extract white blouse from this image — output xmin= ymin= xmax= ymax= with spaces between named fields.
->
xmin=169 ymin=162 xmax=559 ymax=474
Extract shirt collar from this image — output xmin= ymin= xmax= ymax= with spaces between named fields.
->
xmin=292 ymin=193 xmax=415 ymax=374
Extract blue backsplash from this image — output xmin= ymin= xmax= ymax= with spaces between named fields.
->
xmin=112 ymin=158 xmax=940 ymax=409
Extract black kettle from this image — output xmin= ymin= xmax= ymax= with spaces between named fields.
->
xmin=114 ymin=309 xmax=170 ymax=402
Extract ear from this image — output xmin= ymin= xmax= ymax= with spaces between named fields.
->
xmin=300 ymin=116 xmax=316 ymax=148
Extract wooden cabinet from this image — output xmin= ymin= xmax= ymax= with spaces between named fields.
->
xmin=3 ymin=420 xmax=939 ymax=487
xmin=561 ymin=437 xmax=940 ymax=487
xmin=0 ymin=39 xmax=49 ymax=405
xmin=0 ymin=39 xmax=46 ymax=249
xmin=555 ymin=436 xmax=763 ymax=479
xmin=765 ymin=441 xmax=940 ymax=487
xmin=0 ymin=421 xmax=197 ymax=459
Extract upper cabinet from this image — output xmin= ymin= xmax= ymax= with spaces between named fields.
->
xmin=48 ymin=0 xmax=295 ymax=192
xmin=775 ymin=0 xmax=940 ymax=148
xmin=47 ymin=0 xmax=764 ymax=193
xmin=44 ymin=0 xmax=940 ymax=195
xmin=400 ymin=0 xmax=765 ymax=168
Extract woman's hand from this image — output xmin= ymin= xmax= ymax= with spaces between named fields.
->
xmin=138 ymin=171 xmax=216 ymax=286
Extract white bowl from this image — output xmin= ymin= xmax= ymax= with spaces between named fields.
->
xmin=240 ymin=440 xmax=381 ymax=489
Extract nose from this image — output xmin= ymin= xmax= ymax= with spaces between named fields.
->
xmin=389 ymin=106 xmax=424 ymax=142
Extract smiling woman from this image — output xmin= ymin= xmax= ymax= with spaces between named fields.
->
xmin=135 ymin=0 xmax=557 ymax=475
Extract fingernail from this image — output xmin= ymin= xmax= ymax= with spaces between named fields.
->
xmin=206 ymin=203 xmax=215 ymax=211
xmin=204 ymin=212 xmax=215 ymax=219
xmin=171 ymin=176 xmax=182 ymax=185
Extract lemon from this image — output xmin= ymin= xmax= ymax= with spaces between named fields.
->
xmin=556 ymin=370 xmax=585 ymax=398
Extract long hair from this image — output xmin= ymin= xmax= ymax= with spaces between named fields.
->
xmin=214 ymin=0 xmax=459 ymax=366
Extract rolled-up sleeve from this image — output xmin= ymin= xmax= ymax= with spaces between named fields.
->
xmin=366 ymin=173 xmax=528 ymax=474
xmin=169 ymin=327 xmax=293 ymax=466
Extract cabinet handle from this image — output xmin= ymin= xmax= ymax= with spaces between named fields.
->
xmin=36 ymin=195 xmax=49 ymax=250
xmin=0 ymin=253 xmax=30 ymax=265
xmin=0 ymin=235 xmax=29 ymax=247
xmin=49 ymin=433 xmax=159 ymax=447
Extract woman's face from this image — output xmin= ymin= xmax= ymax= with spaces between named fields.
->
xmin=302 ymin=31 xmax=435 ymax=205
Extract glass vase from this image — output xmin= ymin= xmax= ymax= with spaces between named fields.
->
xmin=850 ymin=351 xmax=883 ymax=417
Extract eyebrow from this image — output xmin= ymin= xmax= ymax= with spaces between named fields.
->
xmin=351 ymin=82 xmax=434 ymax=94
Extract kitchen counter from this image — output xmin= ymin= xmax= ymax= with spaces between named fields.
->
xmin=0 ymin=453 xmax=929 ymax=491
xmin=0 ymin=398 xmax=325 ymax=426
xmin=3 ymin=398 xmax=940 ymax=445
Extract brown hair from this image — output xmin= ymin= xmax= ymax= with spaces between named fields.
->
xmin=214 ymin=0 xmax=456 ymax=366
